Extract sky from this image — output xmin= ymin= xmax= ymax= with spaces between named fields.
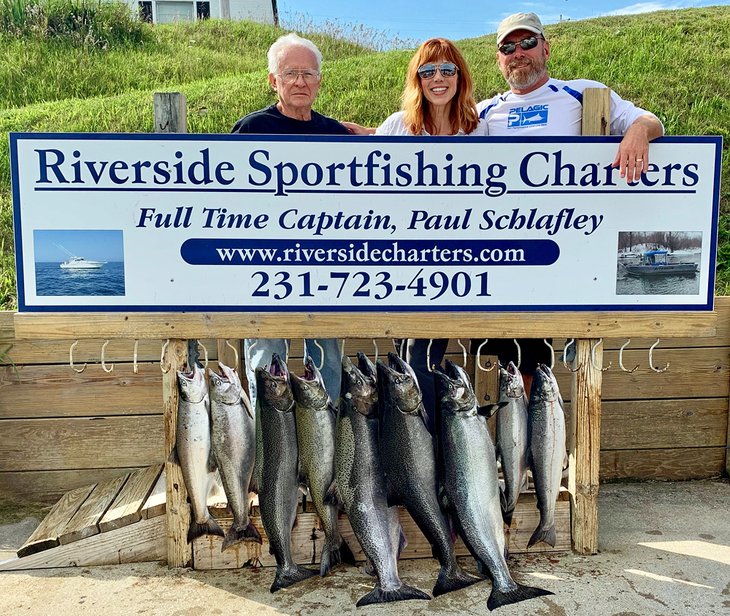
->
xmin=276 ymin=0 xmax=728 ymax=46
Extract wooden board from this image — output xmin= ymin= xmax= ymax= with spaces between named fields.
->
xmin=141 ymin=467 xmax=167 ymax=519
xmin=59 ymin=474 xmax=129 ymax=545
xmin=193 ymin=497 xmax=571 ymax=570
xmin=0 ymin=515 xmax=166 ymax=571
xmin=600 ymin=447 xmax=727 ymax=480
xmin=0 ymin=416 xmax=164 ymax=471
xmin=12 ymin=310 xmax=717 ymax=340
xmin=16 ymin=484 xmax=95 ymax=557
xmin=99 ymin=464 xmax=163 ymax=532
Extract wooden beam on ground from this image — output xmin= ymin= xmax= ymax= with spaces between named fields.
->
xmin=142 ymin=468 xmax=167 ymax=520
xmin=0 ymin=515 xmax=166 ymax=571
xmin=12 ymin=310 xmax=717 ymax=340
xmin=570 ymin=339 xmax=603 ymax=555
xmin=163 ymin=339 xmax=190 ymax=567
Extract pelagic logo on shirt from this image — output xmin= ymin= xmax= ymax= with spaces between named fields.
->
xmin=507 ymin=104 xmax=548 ymax=128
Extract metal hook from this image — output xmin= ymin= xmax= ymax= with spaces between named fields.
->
xmin=562 ymin=338 xmax=581 ymax=373
xmin=312 ymin=339 xmax=325 ymax=371
xmin=426 ymin=339 xmax=434 ymax=372
xmin=69 ymin=340 xmax=86 ymax=373
xmin=133 ymin=339 xmax=139 ymax=374
xmin=456 ymin=339 xmax=468 ymax=368
xmin=476 ymin=339 xmax=497 ymax=372
xmin=591 ymin=338 xmax=612 ymax=372
xmin=198 ymin=341 xmax=209 ymax=369
xmin=224 ymin=339 xmax=239 ymax=367
xmin=618 ymin=339 xmax=640 ymax=373
xmin=372 ymin=339 xmax=379 ymax=363
xmin=160 ymin=339 xmax=171 ymax=374
xmin=543 ymin=338 xmax=555 ymax=370
xmin=648 ymin=338 xmax=669 ymax=373
xmin=101 ymin=340 xmax=114 ymax=373
xmin=513 ymin=339 xmax=522 ymax=370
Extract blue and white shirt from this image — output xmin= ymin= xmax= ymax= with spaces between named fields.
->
xmin=477 ymin=78 xmax=662 ymax=136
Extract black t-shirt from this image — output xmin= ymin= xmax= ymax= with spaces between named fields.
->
xmin=231 ymin=104 xmax=349 ymax=135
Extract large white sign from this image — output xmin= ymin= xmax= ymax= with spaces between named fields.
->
xmin=10 ymin=133 xmax=722 ymax=312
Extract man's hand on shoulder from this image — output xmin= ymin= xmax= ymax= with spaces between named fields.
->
xmin=612 ymin=114 xmax=664 ymax=184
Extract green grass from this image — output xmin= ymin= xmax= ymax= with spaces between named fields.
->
xmin=0 ymin=5 xmax=729 ymax=308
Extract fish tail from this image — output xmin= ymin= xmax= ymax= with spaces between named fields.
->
xmin=433 ymin=565 xmax=481 ymax=597
xmin=270 ymin=565 xmax=318 ymax=592
xmin=356 ymin=584 xmax=431 ymax=607
xmin=487 ymin=582 xmax=553 ymax=610
xmin=221 ymin=521 xmax=262 ymax=551
xmin=187 ymin=516 xmax=225 ymax=543
xmin=502 ymin=507 xmax=515 ymax=527
xmin=527 ymin=524 xmax=556 ymax=548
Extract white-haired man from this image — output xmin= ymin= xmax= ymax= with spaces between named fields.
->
xmin=476 ymin=12 xmax=664 ymax=389
xmin=232 ymin=33 xmax=348 ymax=408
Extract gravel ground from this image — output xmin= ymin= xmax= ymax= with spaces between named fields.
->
xmin=0 ymin=479 xmax=728 ymax=615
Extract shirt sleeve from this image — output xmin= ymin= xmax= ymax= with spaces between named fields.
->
xmin=376 ymin=112 xmax=409 ymax=136
xmin=609 ymin=91 xmax=664 ymax=136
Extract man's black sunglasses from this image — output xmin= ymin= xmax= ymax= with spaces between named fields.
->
xmin=498 ymin=35 xmax=543 ymax=55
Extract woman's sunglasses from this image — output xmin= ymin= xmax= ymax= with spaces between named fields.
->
xmin=498 ymin=35 xmax=543 ymax=55
xmin=417 ymin=62 xmax=459 ymax=79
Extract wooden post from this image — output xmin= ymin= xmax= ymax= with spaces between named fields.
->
xmin=569 ymin=88 xmax=611 ymax=554
xmin=154 ymin=92 xmax=190 ymax=567
xmin=163 ymin=339 xmax=190 ymax=567
xmin=569 ymin=339 xmax=602 ymax=554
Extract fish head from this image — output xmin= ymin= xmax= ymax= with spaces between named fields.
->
xmin=208 ymin=361 xmax=242 ymax=405
xmin=255 ymin=353 xmax=295 ymax=413
xmin=434 ymin=359 xmax=476 ymax=416
xmin=530 ymin=363 xmax=561 ymax=403
xmin=499 ymin=361 xmax=526 ymax=400
xmin=176 ymin=364 xmax=208 ymax=404
xmin=290 ymin=355 xmax=330 ymax=411
xmin=376 ymin=353 xmax=423 ymax=415
xmin=341 ymin=353 xmax=378 ymax=418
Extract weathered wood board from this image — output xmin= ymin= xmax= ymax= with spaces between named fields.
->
xmin=99 ymin=464 xmax=163 ymax=532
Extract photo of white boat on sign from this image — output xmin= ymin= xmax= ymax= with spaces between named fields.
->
xmin=56 ymin=244 xmax=107 ymax=270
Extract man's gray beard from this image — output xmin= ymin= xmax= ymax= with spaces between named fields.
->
xmin=506 ymin=61 xmax=547 ymax=91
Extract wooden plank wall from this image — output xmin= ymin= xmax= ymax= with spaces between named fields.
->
xmin=1 ymin=301 xmax=728 ymax=503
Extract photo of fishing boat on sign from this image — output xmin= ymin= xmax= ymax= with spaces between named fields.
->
xmin=615 ymin=231 xmax=701 ymax=296
xmin=33 ymin=230 xmax=125 ymax=297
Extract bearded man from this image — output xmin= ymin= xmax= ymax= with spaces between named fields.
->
xmin=475 ymin=12 xmax=664 ymax=391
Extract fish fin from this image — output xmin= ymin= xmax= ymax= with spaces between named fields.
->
xmin=433 ymin=566 xmax=481 ymax=597
xmin=270 ymin=565 xmax=317 ymax=592
xmin=397 ymin=525 xmax=408 ymax=558
xmin=502 ymin=507 xmax=515 ymax=528
xmin=478 ymin=401 xmax=508 ymax=417
xmin=323 ymin=481 xmax=341 ymax=508
xmin=187 ymin=515 xmax=224 ymax=543
xmin=221 ymin=520 xmax=262 ymax=551
xmin=356 ymin=584 xmax=431 ymax=607
xmin=487 ymin=583 xmax=553 ymax=610
xmin=528 ymin=524 xmax=557 ymax=548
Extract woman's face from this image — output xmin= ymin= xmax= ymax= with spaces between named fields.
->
xmin=419 ymin=56 xmax=459 ymax=110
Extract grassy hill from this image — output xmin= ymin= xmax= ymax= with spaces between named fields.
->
xmin=1 ymin=4 xmax=728 ymax=307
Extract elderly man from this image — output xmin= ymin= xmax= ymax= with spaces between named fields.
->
xmin=232 ymin=33 xmax=349 ymax=409
xmin=476 ymin=12 xmax=664 ymax=391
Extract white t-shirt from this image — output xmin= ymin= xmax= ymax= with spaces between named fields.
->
xmin=477 ymin=78 xmax=663 ymax=136
xmin=376 ymin=110 xmax=489 ymax=136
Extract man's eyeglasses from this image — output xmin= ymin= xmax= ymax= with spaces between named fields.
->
xmin=417 ymin=62 xmax=459 ymax=80
xmin=498 ymin=36 xmax=543 ymax=55
xmin=278 ymin=69 xmax=321 ymax=84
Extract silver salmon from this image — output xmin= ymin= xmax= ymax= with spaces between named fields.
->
xmin=175 ymin=364 xmax=224 ymax=543
xmin=435 ymin=359 xmax=552 ymax=610
xmin=496 ymin=362 xmax=530 ymax=527
xmin=209 ymin=362 xmax=261 ymax=551
xmin=377 ymin=352 xmax=479 ymax=598
xmin=256 ymin=353 xmax=317 ymax=592
xmin=291 ymin=356 xmax=353 ymax=576
xmin=333 ymin=353 xmax=430 ymax=606
xmin=527 ymin=364 xmax=567 ymax=548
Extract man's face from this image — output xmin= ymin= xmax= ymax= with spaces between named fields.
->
xmin=268 ymin=46 xmax=321 ymax=113
xmin=496 ymin=28 xmax=549 ymax=93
